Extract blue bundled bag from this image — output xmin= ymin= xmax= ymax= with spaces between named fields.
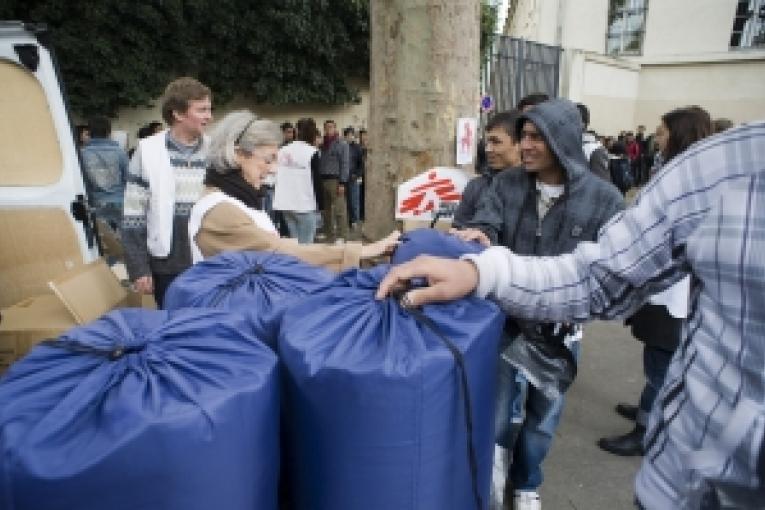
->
xmin=279 ymin=266 xmax=503 ymax=510
xmin=391 ymin=228 xmax=484 ymax=265
xmin=164 ymin=251 xmax=334 ymax=348
xmin=0 ymin=308 xmax=279 ymax=510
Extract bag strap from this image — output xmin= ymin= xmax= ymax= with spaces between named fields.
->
xmin=397 ymin=295 xmax=483 ymax=510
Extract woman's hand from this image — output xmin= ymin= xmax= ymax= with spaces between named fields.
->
xmin=449 ymin=228 xmax=491 ymax=247
xmin=361 ymin=230 xmax=401 ymax=259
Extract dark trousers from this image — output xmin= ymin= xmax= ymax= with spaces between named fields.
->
xmin=637 ymin=345 xmax=674 ymax=427
xmin=152 ymin=272 xmax=180 ymax=309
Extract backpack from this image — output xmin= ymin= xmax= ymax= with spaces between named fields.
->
xmin=609 ymin=156 xmax=634 ymax=194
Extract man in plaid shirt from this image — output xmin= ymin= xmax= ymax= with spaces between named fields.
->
xmin=378 ymin=121 xmax=765 ymax=508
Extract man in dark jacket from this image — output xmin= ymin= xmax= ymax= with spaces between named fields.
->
xmin=344 ymin=126 xmax=364 ymax=229
xmin=319 ymin=120 xmax=349 ymax=242
xmin=465 ymin=99 xmax=624 ymax=510
xmin=576 ymin=103 xmax=611 ymax=183
xmin=452 ymin=110 xmax=521 ymax=228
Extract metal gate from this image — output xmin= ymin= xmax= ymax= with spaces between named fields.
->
xmin=481 ymin=36 xmax=562 ymax=115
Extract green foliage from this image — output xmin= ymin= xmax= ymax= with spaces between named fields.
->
xmin=0 ymin=0 xmax=495 ymax=117
xmin=480 ymin=0 xmax=499 ymax=63
xmin=1 ymin=0 xmax=370 ymax=116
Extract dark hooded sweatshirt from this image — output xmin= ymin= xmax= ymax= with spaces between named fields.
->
xmin=468 ymin=99 xmax=625 ymax=336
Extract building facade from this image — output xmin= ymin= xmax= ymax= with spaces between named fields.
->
xmin=504 ymin=0 xmax=765 ymax=135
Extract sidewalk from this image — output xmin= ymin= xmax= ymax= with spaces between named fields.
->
xmin=539 ymin=320 xmax=644 ymax=509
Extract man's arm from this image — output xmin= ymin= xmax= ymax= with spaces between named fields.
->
xmin=379 ymin=123 xmax=765 ymax=316
xmin=338 ymin=141 xmax=350 ymax=184
xmin=451 ymin=178 xmax=481 ymax=228
xmin=121 ymin=147 xmax=153 ymax=286
xmin=464 ymin=176 xmax=505 ymax=244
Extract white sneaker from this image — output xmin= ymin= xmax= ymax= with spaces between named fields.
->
xmin=514 ymin=490 xmax=541 ymax=510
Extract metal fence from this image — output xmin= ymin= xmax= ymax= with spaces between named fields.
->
xmin=481 ymin=36 xmax=562 ymax=115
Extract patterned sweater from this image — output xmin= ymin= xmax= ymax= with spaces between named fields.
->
xmin=122 ymin=132 xmax=207 ymax=279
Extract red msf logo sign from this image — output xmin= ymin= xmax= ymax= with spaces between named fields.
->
xmin=399 ymin=171 xmax=462 ymax=216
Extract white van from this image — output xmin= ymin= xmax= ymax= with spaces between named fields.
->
xmin=0 ymin=21 xmax=99 ymax=309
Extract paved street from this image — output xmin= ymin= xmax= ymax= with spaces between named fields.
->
xmin=539 ymin=320 xmax=644 ymax=510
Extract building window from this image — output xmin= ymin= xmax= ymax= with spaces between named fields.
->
xmin=606 ymin=0 xmax=648 ymax=56
xmin=730 ymin=0 xmax=765 ymax=48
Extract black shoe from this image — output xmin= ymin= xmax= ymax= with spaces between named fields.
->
xmin=615 ymin=402 xmax=638 ymax=421
xmin=597 ymin=426 xmax=645 ymax=456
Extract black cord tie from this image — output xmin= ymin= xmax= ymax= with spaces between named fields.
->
xmin=393 ymin=289 xmax=484 ymax=510
xmin=42 ymin=339 xmax=144 ymax=360
xmin=210 ymin=264 xmax=265 ymax=306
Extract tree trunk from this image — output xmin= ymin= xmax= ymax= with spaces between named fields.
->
xmin=364 ymin=0 xmax=481 ymax=240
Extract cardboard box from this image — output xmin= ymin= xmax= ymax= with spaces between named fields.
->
xmin=0 ymin=258 xmax=127 ymax=373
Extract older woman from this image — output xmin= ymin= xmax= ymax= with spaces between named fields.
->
xmin=188 ymin=111 xmax=398 ymax=271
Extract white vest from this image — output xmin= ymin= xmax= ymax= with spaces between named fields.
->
xmin=139 ymin=131 xmax=208 ymax=257
xmin=188 ymin=191 xmax=277 ymax=263
xmin=273 ymin=141 xmax=318 ymax=213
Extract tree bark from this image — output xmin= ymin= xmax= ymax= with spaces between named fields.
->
xmin=364 ymin=0 xmax=481 ymax=240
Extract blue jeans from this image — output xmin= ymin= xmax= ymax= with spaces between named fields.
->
xmin=347 ymin=179 xmax=361 ymax=225
xmin=283 ymin=211 xmax=318 ymax=244
xmin=637 ymin=345 xmax=673 ymax=427
xmin=495 ymin=340 xmax=581 ymax=491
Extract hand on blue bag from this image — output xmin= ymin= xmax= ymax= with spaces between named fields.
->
xmin=449 ymin=228 xmax=491 ymax=247
xmin=376 ymin=255 xmax=479 ymax=307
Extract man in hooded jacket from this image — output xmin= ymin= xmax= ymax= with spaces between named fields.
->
xmin=465 ymin=98 xmax=624 ymax=509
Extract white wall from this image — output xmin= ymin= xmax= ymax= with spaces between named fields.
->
xmin=635 ymin=59 xmax=765 ymax=129
xmin=111 ymin=85 xmax=371 ymax=151
xmin=560 ymin=0 xmax=608 ymax=53
xmin=641 ymin=0 xmax=738 ymax=58
xmin=562 ymin=51 xmax=640 ymax=135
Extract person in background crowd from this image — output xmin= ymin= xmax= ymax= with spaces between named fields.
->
xmin=452 ymin=110 xmax=521 ymax=228
xmin=273 ymin=118 xmax=323 ymax=244
xmin=318 ymin=119 xmax=349 ymax=243
xmin=635 ymin=125 xmax=650 ymax=185
xmin=610 ymin=133 xmax=627 ymax=156
xmin=598 ymin=105 xmax=713 ymax=458
xmin=626 ymin=132 xmax=641 ymax=184
xmin=129 ymin=121 xmax=165 ymax=159
xmin=516 ymin=93 xmax=549 ymax=113
xmin=188 ymin=111 xmax=399 ymax=270
xmin=75 ymin=124 xmax=90 ymax=149
xmin=280 ymin=121 xmax=295 ymax=147
xmin=713 ymin=118 xmax=734 ymax=133
xmin=377 ymin=119 xmax=765 ymax=510
xmin=122 ymin=77 xmax=212 ymax=308
xmin=344 ymin=126 xmax=363 ymax=230
xmin=358 ymin=128 xmax=368 ymax=222
xmin=576 ymin=103 xmax=611 ymax=183
xmin=460 ymin=99 xmax=624 ymax=510
xmin=80 ymin=115 xmax=129 ymax=231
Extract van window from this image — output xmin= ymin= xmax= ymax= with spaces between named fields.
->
xmin=0 ymin=59 xmax=63 ymax=186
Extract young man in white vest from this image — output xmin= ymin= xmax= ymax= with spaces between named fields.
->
xmin=122 ymin=77 xmax=212 ymax=308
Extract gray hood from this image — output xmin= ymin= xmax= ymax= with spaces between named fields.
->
xmin=515 ymin=98 xmax=588 ymax=184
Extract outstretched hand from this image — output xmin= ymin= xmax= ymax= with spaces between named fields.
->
xmin=449 ymin=228 xmax=491 ymax=247
xmin=375 ymin=255 xmax=480 ymax=307
xmin=361 ymin=230 xmax=401 ymax=259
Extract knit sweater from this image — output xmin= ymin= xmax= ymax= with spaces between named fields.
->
xmin=122 ymin=132 xmax=207 ymax=279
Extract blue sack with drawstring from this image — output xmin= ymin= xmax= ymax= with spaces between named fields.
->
xmin=278 ymin=265 xmax=503 ymax=510
xmin=164 ymin=251 xmax=334 ymax=348
xmin=0 ymin=308 xmax=279 ymax=510
xmin=391 ymin=228 xmax=485 ymax=265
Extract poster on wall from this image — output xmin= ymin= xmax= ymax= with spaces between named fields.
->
xmin=395 ymin=167 xmax=471 ymax=221
xmin=455 ymin=117 xmax=477 ymax=165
